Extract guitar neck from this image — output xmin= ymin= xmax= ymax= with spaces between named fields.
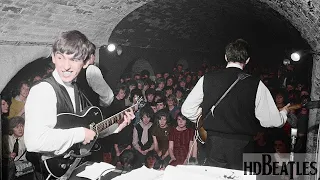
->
xmin=95 ymin=104 xmax=137 ymax=133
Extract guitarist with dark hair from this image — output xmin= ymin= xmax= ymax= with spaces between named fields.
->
xmin=181 ymin=39 xmax=290 ymax=170
xmin=24 ymin=30 xmax=135 ymax=179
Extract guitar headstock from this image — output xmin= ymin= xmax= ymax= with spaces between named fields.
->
xmin=135 ymin=96 xmax=146 ymax=109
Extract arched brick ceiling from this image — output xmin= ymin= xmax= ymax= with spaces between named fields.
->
xmin=109 ymin=0 xmax=311 ymax=66
xmin=0 ymin=0 xmax=149 ymax=46
xmin=0 ymin=0 xmax=319 ymax=91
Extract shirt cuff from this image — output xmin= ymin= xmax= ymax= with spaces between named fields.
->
xmin=279 ymin=110 xmax=288 ymax=125
xmin=73 ymin=127 xmax=86 ymax=144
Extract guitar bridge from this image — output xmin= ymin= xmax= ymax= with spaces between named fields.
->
xmin=63 ymin=150 xmax=74 ymax=159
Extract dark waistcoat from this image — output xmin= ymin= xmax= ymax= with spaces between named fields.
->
xmin=76 ymin=65 xmax=99 ymax=106
xmin=202 ymin=67 xmax=262 ymax=140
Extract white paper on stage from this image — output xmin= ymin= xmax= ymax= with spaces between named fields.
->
xmin=112 ymin=166 xmax=163 ymax=180
xmin=76 ymin=162 xmax=115 ymax=180
xmin=163 ymin=165 xmax=256 ymax=180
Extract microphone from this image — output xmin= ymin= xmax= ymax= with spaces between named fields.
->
xmin=290 ymin=128 xmax=297 ymax=161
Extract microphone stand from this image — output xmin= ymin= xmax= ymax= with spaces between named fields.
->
xmin=290 ymin=128 xmax=297 ymax=162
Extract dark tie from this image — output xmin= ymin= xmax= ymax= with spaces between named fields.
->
xmin=13 ymin=138 xmax=19 ymax=155
xmin=73 ymin=82 xmax=81 ymax=114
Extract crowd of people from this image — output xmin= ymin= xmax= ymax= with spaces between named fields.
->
xmin=0 ymin=30 xmax=311 ymax=180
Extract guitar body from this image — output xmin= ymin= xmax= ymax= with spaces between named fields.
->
xmin=28 ymin=106 xmax=103 ymax=178
xmin=196 ymin=115 xmax=207 ymax=144
xmin=27 ymin=97 xmax=144 ymax=178
xmin=196 ymin=104 xmax=303 ymax=145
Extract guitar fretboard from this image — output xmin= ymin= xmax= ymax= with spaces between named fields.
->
xmin=95 ymin=104 xmax=137 ymax=133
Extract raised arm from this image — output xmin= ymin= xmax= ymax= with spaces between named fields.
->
xmin=86 ymin=65 xmax=114 ymax=107
xmin=255 ymin=81 xmax=289 ymax=127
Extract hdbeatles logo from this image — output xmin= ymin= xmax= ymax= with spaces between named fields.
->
xmin=243 ymin=153 xmax=317 ymax=179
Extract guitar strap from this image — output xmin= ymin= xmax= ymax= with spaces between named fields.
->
xmin=58 ymin=157 xmax=82 ymax=180
xmin=205 ymin=73 xmax=250 ymax=119
xmin=73 ymin=82 xmax=81 ymax=114
xmin=73 ymin=81 xmax=94 ymax=113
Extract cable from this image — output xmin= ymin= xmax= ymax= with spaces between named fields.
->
xmin=97 ymin=168 xmax=116 ymax=180
xmin=315 ymin=124 xmax=320 ymax=180
xmin=186 ymin=130 xmax=198 ymax=165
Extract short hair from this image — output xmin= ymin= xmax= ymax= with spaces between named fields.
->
xmin=52 ymin=30 xmax=91 ymax=62
xmin=148 ymin=101 xmax=157 ymax=107
xmin=273 ymin=89 xmax=289 ymax=104
xmin=154 ymin=109 xmax=170 ymax=126
xmin=88 ymin=41 xmax=96 ymax=56
xmin=115 ymin=83 xmax=129 ymax=98
xmin=136 ymin=79 xmax=144 ymax=86
xmin=143 ymin=78 xmax=153 ymax=87
xmin=9 ymin=116 xmax=25 ymax=135
xmin=225 ymin=39 xmax=250 ymax=63
xmin=18 ymin=81 xmax=29 ymax=90
xmin=179 ymin=78 xmax=186 ymax=83
xmin=16 ymin=81 xmax=30 ymax=96
xmin=140 ymin=70 xmax=150 ymax=77
xmin=156 ymin=78 xmax=165 ymax=85
xmin=175 ymin=112 xmax=193 ymax=128
xmin=145 ymin=88 xmax=156 ymax=96
xmin=140 ymin=105 xmax=154 ymax=121
xmin=154 ymin=91 xmax=165 ymax=99
xmin=127 ymin=79 xmax=137 ymax=87
xmin=129 ymin=89 xmax=143 ymax=102
xmin=175 ymin=87 xmax=185 ymax=95
xmin=144 ymin=150 xmax=157 ymax=167
xmin=163 ymin=86 xmax=174 ymax=92
xmin=166 ymin=94 xmax=177 ymax=105
xmin=156 ymin=97 xmax=165 ymax=104
xmin=119 ymin=149 xmax=136 ymax=170
xmin=176 ymin=112 xmax=187 ymax=121
xmin=166 ymin=75 xmax=175 ymax=82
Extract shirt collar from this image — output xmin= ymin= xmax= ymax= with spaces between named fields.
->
xmin=226 ymin=62 xmax=243 ymax=70
xmin=139 ymin=122 xmax=152 ymax=128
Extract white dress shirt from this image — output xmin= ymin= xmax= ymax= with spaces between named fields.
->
xmin=24 ymin=70 xmax=86 ymax=155
xmin=86 ymin=65 xmax=114 ymax=107
xmin=7 ymin=135 xmax=27 ymax=161
xmin=181 ymin=63 xmax=287 ymax=128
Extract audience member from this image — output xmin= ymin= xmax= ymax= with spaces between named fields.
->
xmin=8 ymin=81 xmax=30 ymax=119
xmin=152 ymin=110 xmax=171 ymax=166
xmin=168 ymin=113 xmax=195 ymax=166
xmin=132 ymin=106 xmax=155 ymax=168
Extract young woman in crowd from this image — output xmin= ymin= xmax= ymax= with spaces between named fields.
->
xmin=152 ymin=110 xmax=171 ymax=166
xmin=168 ymin=112 xmax=196 ymax=166
xmin=132 ymin=106 xmax=155 ymax=168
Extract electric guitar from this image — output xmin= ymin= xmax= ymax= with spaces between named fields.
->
xmin=196 ymin=103 xmax=303 ymax=144
xmin=27 ymin=97 xmax=144 ymax=178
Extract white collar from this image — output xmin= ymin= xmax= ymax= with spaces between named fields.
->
xmin=226 ymin=62 xmax=243 ymax=70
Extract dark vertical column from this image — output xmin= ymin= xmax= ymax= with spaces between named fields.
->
xmin=0 ymin=94 xmax=2 ymax=180
xmin=305 ymin=55 xmax=320 ymax=180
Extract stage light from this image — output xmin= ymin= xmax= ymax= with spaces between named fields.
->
xmin=283 ymin=59 xmax=291 ymax=66
xmin=290 ymin=50 xmax=320 ymax=62
xmin=107 ymin=44 xmax=116 ymax=52
xmin=116 ymin=45 xmax=123 ymax=56
xmin=290 ymin=52 xmax=301 ymax=62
